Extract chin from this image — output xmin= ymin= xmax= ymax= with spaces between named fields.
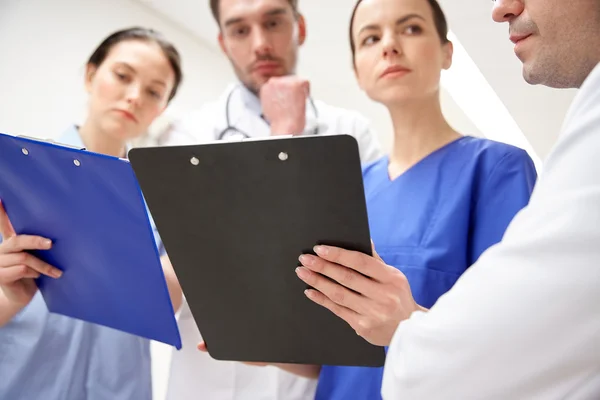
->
xmin=378 ymin=92 xmax=414 ymax=106
xmin=520 ymin=54 xmax=579 ymax=88
xmin=102 ymin=120 xmax=139 ymax=141
xmin=242 ymin=78 xmax=264 ymax=95
xmin=522 ymin=62 xmax=566 ymax=88
xmin=372 ymin=82 xmax=420 ymax=103
xmin=522 ymin=64 xmax=541 ymax=85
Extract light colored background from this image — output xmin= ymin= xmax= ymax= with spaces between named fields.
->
xmin=0 ymin=0 xmax=578 ymax=398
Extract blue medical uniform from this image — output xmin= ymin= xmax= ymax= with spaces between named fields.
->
xmin=0 ymin=126 xmax=163 ymax=400
xmin=315 ymin=136 xmax=537 ymax=400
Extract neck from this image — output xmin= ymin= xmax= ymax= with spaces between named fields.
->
xmin=387 ymin=93 xmax=461 ymax=180
xmin=78 ymin=120 xmax=127 ymax=158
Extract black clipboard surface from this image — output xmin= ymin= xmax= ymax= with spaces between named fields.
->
xmin=129 ymin=134 xmax=385 ymax=366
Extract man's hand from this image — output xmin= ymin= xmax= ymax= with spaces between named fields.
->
xmin=260 ymin=76 xmax=310 ymax=135
xmin=296 ymin=243 xmax=425 ymax=346
xmin=0 ymin=200 xmax=62 ymax=307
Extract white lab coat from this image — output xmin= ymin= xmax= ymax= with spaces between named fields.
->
xmin=381 ymin=63 xmax=600 ymax=399
xmin=163 ymin=83 xmax=383 ymax=400
xmin=160 ymin=83 xmax=383 ymax=164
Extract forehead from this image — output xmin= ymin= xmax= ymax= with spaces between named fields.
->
xmin=219 ymin=0 xmax=292 ymax=22
xmin=353 ymin=0 xmax=433 ymax=33
xmin=103 ymin=40 xmax=174 ymax=79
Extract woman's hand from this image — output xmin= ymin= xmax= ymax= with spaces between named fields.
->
xmin=0 ymin=200 xmax=62 ymax=307
xmin=296 ymin=243 xmax=425 ymax=346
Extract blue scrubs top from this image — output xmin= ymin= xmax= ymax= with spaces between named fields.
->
xmin=0 ymin=127 xmax=162 ymax=400
xmin=315 ymin=136 xmax=537 ymax=400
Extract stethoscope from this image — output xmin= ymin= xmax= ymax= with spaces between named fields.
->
xmin=217 ymin=84 xmax=320 ymax=140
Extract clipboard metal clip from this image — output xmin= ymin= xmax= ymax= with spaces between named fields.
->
xmin=17 ymin=135 xmax=86 ymax=151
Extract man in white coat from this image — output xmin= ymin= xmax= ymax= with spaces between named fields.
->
xmin=162 ymin=0 xmax=382 ymax=399
xmin=279 ymin=0 xmax=600 ymax=398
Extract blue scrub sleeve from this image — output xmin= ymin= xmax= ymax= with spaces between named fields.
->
xmin=469 ymin=148 xmax=537 ymax=264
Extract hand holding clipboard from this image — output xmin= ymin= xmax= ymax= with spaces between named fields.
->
xmin=0 ymin=200 xmax=62 ymax=317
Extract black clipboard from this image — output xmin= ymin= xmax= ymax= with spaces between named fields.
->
xmin=129 ymin=134 xmax=385 ymax=366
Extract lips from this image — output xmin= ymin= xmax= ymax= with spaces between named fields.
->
xmin=510 ymin=33 xmax=531 ymax=44
xmin=380 ymin=65 xmax=411 ymax=79
xmin=253 ymin=61 xmax=280 ymax=73
xmin=115 ymin=109 xmax=137 ymax=122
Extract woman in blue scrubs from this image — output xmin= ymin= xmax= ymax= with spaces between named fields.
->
xmin=292 ymin=0 xmax=538 ymax=398
xmin=0 ymin=27 xmax=182 ymax=399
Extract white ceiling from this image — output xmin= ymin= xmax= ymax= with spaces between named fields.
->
xmin=135 ymin=0 xmax=577 ymax=161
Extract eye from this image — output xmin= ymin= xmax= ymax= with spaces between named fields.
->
xmin=404 ymin=25 xmax=423 ymax=35
xmin=265 ymin=19 xmax=280 ymax=29
xmin=361 ymin=35 xmax=380 ymax=46
xmin=231 ymin=26 xmax=249 ymax=37
xmin=148 ymin=89 xmax=162 ymax=99
xmin=115 ymin=71 xmax=129 ymax=81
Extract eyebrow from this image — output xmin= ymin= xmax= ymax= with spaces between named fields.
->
xmin=224 ymin=8 xmax=288 ymax=27
xmin=357 ymin=14 xmax=426 ymax=36
xmin=114 ymin=62 xmax=167 ymax=87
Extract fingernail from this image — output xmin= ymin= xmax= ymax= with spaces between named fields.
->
xmin=296 ymin=267 xmax=309 ymax=279
xmin=43 ymin=239 xmax=52 ymax=248
xmin=304 ymin=289 xmax=315 ymax=299
xmin=298 ymin=254 xmax=313 ymax=266
xmin=314 ymin=245 xmax=328 ymax=256
xmin=51 ymin=269 xmax=63 ymax=278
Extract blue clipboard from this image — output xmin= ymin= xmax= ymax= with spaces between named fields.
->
xmin=0 ymin=132 xmax=181 ymax=349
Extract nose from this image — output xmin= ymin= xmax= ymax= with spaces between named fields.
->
xmin=492 ymin=0 xmax=524 ymax=23
xmin=125 ymin=83 xmax=142 ymax=105
xmin=381 ymin=32 xmax=401 ymax=59
xmin=251 ymin=28 xmax=273 ymax=56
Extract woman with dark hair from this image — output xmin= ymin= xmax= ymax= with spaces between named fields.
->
xmin=0 ymin=27 xmax=183 ymax=399
xmin=292 ymin=0 xmax=537 ymax=398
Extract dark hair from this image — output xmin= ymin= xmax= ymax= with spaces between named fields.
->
xmin=209 ymin=0 xmax=299 ymax=26
xmin=349 ymin=0 xmax=449 ymax=64
xmin=87 ymin=27 xmax=183 ymax=102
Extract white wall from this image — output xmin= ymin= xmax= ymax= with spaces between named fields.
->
xmin=0 ymin=0 xmax=235 ymax=141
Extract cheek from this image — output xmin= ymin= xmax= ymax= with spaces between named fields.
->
xmin=92 ymin=74 xmax=122 ymax=105
xmin=354 ymin=54 xmax=376 ymax=89
xmin=410 ymin=46 xmax=443 ymax=86
xmin=279 ymin=29 xmax=295 ymax=49
xmin=227 ymin=43 xmax=251 ymax=69
xmin=138 ymin=103 xmax=164 ymax=128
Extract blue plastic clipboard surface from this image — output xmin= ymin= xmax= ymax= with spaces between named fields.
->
xmin=0 ymin=132 xmax=181 ymax=349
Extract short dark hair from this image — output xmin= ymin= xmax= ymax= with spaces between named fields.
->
xmin=209 ymin=0 xmax=299 ymax=25
xmin=349 ymin=0 xmax=449 ymax=64
xmin=87 ymin=27 xmax=183 ymax=102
